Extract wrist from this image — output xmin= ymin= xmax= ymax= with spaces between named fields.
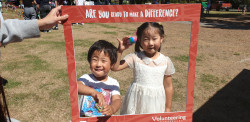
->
xmin=37 ymin=19 xmax=46 ymax=30
xmin=110 ymin=105 xmax=115 ymax=114
xmin=117 ymin=49 xmax=123 ymax=53
xmin=90 ymin=90 xmax=99 ymax=98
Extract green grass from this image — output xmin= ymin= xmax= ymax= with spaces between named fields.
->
xmin=220 ymin=79 xmax=228 ymax=83
xmin=174 ymin=55 xmax=203 ymax=62
xmin=121 ymin=31 xmax=133 ymax=35
xmin=209 ymin=11 xmax=250 ymax=15
xmin=174 ymin=55 xmax=189 ymax=62
xmin=172 ymin=91 xmax=184 ymax=102
xmin=24 ymin=55 xmax=50 ymax=71
xmin=9 ymin=93 xmax=40 ymax=106
xmin=49 ymin=86 xmax=69 ymax=100
xmin=72 ymin=24 xmax=85 ymax=30
xmin=103 ymin=31 xmax=117 ymax=35
xmin=173 ymin=78 xmax=185 ymax=89
xmin=200 ymin=74 xmax=228 ymax=90
xmin=120 ymin=89 xmax=126 ymax=96
xmin=196 ymin=55 xmax=203 ymax=62
xmin=77 ymin=65 xmax=90 ymax=78
xmin=96 ymin=23 xmax=118 ymax=29
xmin=5 ymin=79 xmax=22 ymax=89
xmin=201 ymin=74 xmax=218 ymax=83
xmin=3 ymin=61 xmax=25 ymax=71
xmin=74 ymin=39 xmax=94 ymax=47
xmin=233 ymin=52 xmax=240 ymax=56
xmin=75 ymin=51 xmax=88 ymax=61
xmin=80 ymin=52 xmax=88 ymax=60
xmin=39 ymin=82 xmax=55 ymax=89
xmin=54 ymin=69 xmax=69 ymax=83
xmin=37 ymin=41 xmax=65 ymax=50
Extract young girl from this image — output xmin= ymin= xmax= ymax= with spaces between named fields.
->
xmin=112 ymin=22 xmax=175 ymax=115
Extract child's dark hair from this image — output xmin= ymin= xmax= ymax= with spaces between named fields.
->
xmin=135 ymin=22 xmax=164 ymax=52
xmin=88 ymin=40 xmax=117 ymax=65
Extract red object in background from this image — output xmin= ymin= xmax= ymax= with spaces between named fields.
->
xmin=211 ymin=1 xmax=232 ymax=11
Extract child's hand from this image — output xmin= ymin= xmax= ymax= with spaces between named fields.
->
xmin=101 ymin=104 xmax=114 ymax=116
xmin=92 ymin=92 xmax=105 ymax=108
xmin=117 ymin=36 xmax=131 ymax=52
xmin=165 ymin=108 xmax=171 ymax=112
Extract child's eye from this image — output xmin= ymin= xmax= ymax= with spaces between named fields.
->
xmin=102 ymin=60 xmax=107 ymax=63
xmin=153 ymin=38 xmax=158 ymax=40
xmin=92 ymin=58 xmax=98 ymax=61
xmin=143 ymin=38 xmax=149 ymax=41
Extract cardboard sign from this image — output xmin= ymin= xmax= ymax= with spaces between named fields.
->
xmin=62 ymin=4 xmax=200 ymax=122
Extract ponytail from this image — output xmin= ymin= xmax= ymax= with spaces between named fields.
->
xmin=135 ymin=40 xmax=141 ymax=52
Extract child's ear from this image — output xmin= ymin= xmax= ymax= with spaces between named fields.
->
xmin=111 ymin=64 xmax=115 ymax=69
xmin=160 ymin=36 xmax=164 ymax=43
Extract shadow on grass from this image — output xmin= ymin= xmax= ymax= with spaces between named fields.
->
xmin=200 ymin=14 xmax=250 ymax=30
xmin=193 ymin=69 xmax=250 ymax=122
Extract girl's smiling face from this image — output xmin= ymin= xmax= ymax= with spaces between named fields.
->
xmin=90 ymin=50 xmax=112 ymax=81
xmin=140 ymin=26 xmax=163 ymax=58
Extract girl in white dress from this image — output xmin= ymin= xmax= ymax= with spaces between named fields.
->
xmin=112 ymin=22 xmax=175 ymax=115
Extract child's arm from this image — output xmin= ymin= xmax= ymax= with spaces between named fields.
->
xmin=163 ymin=75 xmax=173 ymax=112
xmin=77 ymin=81 xmax=106 ymax=107
xmin=101 ymin=95 xmax=121 ymax=116
xmin=112 ymin=37 xmax=131 ymax=71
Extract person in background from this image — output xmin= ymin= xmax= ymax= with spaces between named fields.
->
xmin=152 ymin=0 xmax=159 ymax=4
xmin=119 ymin=0 xmax=123 ymax=4
xmin=129 ymin=0 xmax=135 ymax=4
xmin=36 ymin=0 xmax=52 ymax=32
xmin=50 ymin=0 xmax=59 ymax=30
xmin=22 ymin=0 xmax=37 ymax=20
xmin=104 ymin=0 xmax=110 ymax=5
xmin=162 ymin=0 xmax=170 ymax=4
xmin=206 ymin=0 xmax=211 ymax=15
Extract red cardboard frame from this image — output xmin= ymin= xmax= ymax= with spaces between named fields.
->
xmin=62 ymin=4 xmax=200 ymax=122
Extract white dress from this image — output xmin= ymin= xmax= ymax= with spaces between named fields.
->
xmin=120 ymin=52 xmax=175 ymax=115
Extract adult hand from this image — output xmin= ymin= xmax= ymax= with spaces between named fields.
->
xmin=38 ymin=6 xmax=68 ymax=30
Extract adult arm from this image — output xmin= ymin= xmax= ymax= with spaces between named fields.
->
xmin=0 ymin=6 xmax=68 ymax=47
xmin=163 ymin=75 xmax=173 ymax=112
xmin=0 ymin=19 xmax=40 ymax=46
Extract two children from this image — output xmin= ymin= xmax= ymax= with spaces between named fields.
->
xmin=78 ymin=22 xmax=175 ymax=116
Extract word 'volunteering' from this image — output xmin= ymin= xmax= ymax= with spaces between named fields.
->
xmin=86 ymin=9 xmax=179 ymax=19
